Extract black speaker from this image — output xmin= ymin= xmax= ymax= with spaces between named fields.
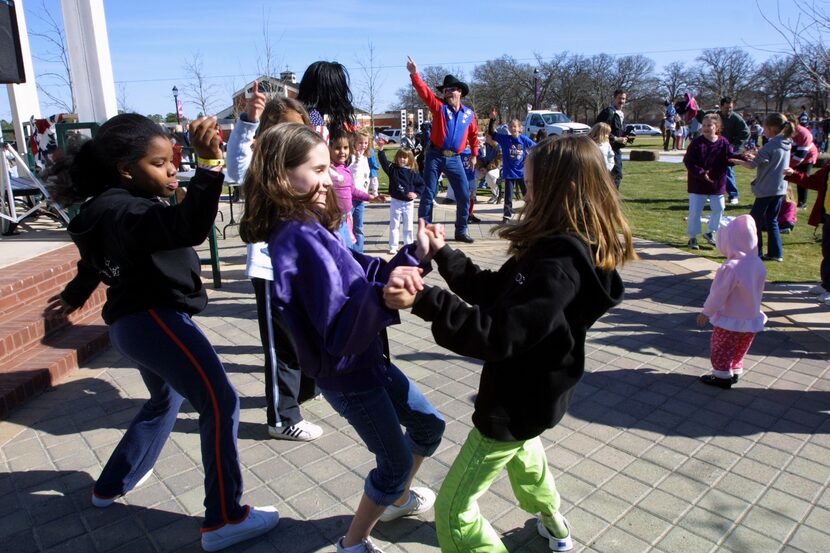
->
xmin=0 ymin=0 xmax=25 ymax=84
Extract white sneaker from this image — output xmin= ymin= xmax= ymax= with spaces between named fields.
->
xmin=336 ymin=536 xmax=385 ymax=552
xmin=201 ymin=506 xmax=279 ymax=552
xmin=729 ymin=197 xmax=740 ymax=205
xmin=91 ymin=469 xmax=153 ymax=508
xmin=268 ymin=420 xmax=323 ymax=441
xmin=808 ymin=284 xmax=827 ymax=295
xmin=819 ymin=292 xmax=830 ymax=302
xmin=378 ymin=487 xmax=435 ymax=522
xmin=387 ymin=248 xmax=397 ymax=255
xmin=537 ymin=515 xmax=574 ymax=552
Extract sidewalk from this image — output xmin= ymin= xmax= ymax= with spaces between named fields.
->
xmin=1 ymin=196 xmax=829 ymax=553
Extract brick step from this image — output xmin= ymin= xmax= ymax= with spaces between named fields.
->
xmin=0 ymin=244 xmax=83 ymax=318
xmin=0 ymin=285 xmax=106 ymax=366
xmin=0 ymin=308 xmax=110 ymax=418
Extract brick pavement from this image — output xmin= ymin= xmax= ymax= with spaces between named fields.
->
xmin=1 ymin=196 xmax=829 ymax=553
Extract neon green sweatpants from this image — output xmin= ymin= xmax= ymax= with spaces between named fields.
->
xmin=435 ymin=428 xmax=562 ymax=552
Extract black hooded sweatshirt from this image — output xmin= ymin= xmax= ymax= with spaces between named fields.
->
xmin=60 ymin=169 xmax=224 ymax=324
xmin=412 ymin=235 xmax=624 ymax=441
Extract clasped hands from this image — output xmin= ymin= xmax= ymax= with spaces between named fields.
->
xmin=383 ymin=218 xmax=446 ymax=310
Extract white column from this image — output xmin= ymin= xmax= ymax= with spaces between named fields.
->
xmin=60 ymin=0 xmax=117 ymax=122
xmin=5 ymin=0 xmax=41 ymax=154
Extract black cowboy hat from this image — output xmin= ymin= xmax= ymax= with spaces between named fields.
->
xmin=436 ymin=75 xmax=469 ymax=97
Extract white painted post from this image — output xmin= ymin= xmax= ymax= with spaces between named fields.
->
xmin=60 ymin=0 xmax=117 ymax=122
xmin=5 ymin=0 xmax=41 ymax=155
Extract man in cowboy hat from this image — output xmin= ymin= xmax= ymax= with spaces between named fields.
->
xmin=407 ymin=55 xmax=479 ymax=243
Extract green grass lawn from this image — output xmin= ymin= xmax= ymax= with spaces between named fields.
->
xmin=620 ymin=159 xmax=822 ymax=283
xmin=375 ymin=145 xmax=822 ymax=283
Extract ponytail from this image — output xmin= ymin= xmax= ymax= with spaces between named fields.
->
xmin=780 ymin=121 xmax=795 ymax=139
xmin=764 ymin=112 xmax=795 ymax=138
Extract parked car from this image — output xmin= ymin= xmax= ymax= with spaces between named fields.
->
xmin=625 ymin=123 xmax=662 ymax=136
xmin=380 ymin=129 xmax=401 ymax=143
xmin=523 ymin=110 xmax=590 ymax=137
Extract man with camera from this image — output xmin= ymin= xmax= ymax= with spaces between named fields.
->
xmin=596 ymin=89 xmax=628 ymax=189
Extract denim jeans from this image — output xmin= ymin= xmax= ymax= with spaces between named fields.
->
xmin=750 ymin=195 xmax=785 ymax=258
xmin=321 ymin=363 xmax=445 ymax=506
xmin=351 ymin=200 xmax=365 ymax=253
xmin=688 ymin=194 xmax=725 ymax=238
xmin=435 ymin=428 xmax=562 ymax=553
xmin=611 ymin=148 xmax=622 ymax=189
xmin=725 ymin=165 xmax=739 ymax=200
xmin=503 ymin=178 xmax=527 ymax=219
xmin=419 ymin=148 xmax=470 ymax=235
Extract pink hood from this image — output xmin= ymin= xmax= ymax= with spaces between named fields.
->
xmin=704 ymin=215 xmax=767 ymax=332
xmin=716 ymin=214 xmax=758 ymax=260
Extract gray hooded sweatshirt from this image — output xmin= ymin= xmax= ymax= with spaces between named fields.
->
xmin=750 ymin=134 xmax=791 ymax=198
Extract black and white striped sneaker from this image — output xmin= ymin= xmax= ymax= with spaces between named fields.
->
xmin=268 ymin=420 xmax=323 ymax=441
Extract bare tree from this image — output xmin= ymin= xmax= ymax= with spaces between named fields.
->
xmin=659 ymin=61 xmax=690 ymax=101
xmin=471 ymin=56 xmax=532 ymax=121
xmin=693 ymin=47 xmax=757 ymax=106
xmin=756 ymin=0 xmax=830 ymax=91
xmin=255 ymin=10 xmax=284 ymax=93
xmin=116 ymin=82 xmax=132 ymax=113
xmin=181 ymin=52 xmax=222 ymax=117
xmin=753 ymin=55 xmax=800 ymax=112
xmin=537 ymin=52 xmax=588 ymax=119
xmin=355 ymin=41 xmax=384 ymax=130
xmin=391 ymin=84 xmax=422 ymax=112
xmin=27 ymin=0 xmax=75 ymax=113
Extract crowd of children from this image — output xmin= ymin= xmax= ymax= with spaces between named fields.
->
xmin=38 ymin=50 xmax=830 ymax=551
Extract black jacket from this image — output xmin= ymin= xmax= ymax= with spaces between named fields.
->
xmin=412 ymin=236 xmax=624 ymax=441
xmin=61 ymin=169 xmax=224 ymax=324
xmin=378 ymin=149 xmax=425 ymax=201
xmin=596 ymin=107 xmax=625 ymax=151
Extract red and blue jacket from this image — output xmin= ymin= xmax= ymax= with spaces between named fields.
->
xmin=411 ymin=72 xmax=479 ymax=157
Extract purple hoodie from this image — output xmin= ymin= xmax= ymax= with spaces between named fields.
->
xmin=683 ymin=135 xmax=734 ymax=195
xmin=702 ymin=215 xmax=767 ymax=333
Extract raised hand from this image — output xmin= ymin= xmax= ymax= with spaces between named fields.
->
xmin=415 ymin=218 xmax=446 ymax=261
xmin=189 ymin=116 xmax=223 ymax=160
xmin=245 ymin=80 xmax=267 ymax=123
xmin=406 ymin=56 xmax=417 ymax=75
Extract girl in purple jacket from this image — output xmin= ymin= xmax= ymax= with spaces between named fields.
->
xmin=238 ymin=123 xmax=445 ymax=553
xmin=683 ymin=114 xmax=734 ymax=250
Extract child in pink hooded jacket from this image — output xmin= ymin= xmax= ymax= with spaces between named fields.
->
xmin=696 ymin=215 xmax=767 ymax=389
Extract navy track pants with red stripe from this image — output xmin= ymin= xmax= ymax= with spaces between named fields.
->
xmin=97 ymin=308 xmax=247 ymax=529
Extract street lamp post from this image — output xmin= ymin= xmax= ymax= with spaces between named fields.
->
xmin=172 ymin=86 xmax=181 ymax=125
xmin=533 ymin=68 xmax=540 ymax=110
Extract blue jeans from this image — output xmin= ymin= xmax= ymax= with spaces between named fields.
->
xmin=103 ymin=309 xmax=247 ymax=529
xmin=351 ymin=200 xmax=365 ymax=253
xmin=688 ymin=194 xmax=725 ymax=238
xmin=750 ymin=195 xmax=784 ymax=259
xmin=419 ymin=148 xmax=470 ymax=236
xmin=321 ymin=363 xmax=445 ymax=506
xmin=726 ymin=166 xmax=739 ymax=200
xmin=503 ymin=179 xmax=527 ymax=219
xmin=611 ymin=148 xmax=622 ymax=189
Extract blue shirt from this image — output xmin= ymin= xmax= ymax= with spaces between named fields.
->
xmin=491 ymin=132 xmax=536 ymax=180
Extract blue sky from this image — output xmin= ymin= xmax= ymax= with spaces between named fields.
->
xmin=2 ymin=0 xmax=800 ymax=122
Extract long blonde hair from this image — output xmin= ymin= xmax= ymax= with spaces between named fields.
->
xmin=498 ymin=136 xmax=637 ymax=269
xmin=589 ymin=122 xmax=611 ymax=144
xmin=239 ymin=123 xmax=341 ymax=243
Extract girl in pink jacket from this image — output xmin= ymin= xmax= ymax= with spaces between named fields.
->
xmin=696 ymin=215 xmax=767 ymax=389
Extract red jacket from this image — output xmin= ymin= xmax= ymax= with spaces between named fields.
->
xmin=410 ymin=73 xmax=479 ymax=156
xmin=786 ymin=165 xmax=828 ymax=227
